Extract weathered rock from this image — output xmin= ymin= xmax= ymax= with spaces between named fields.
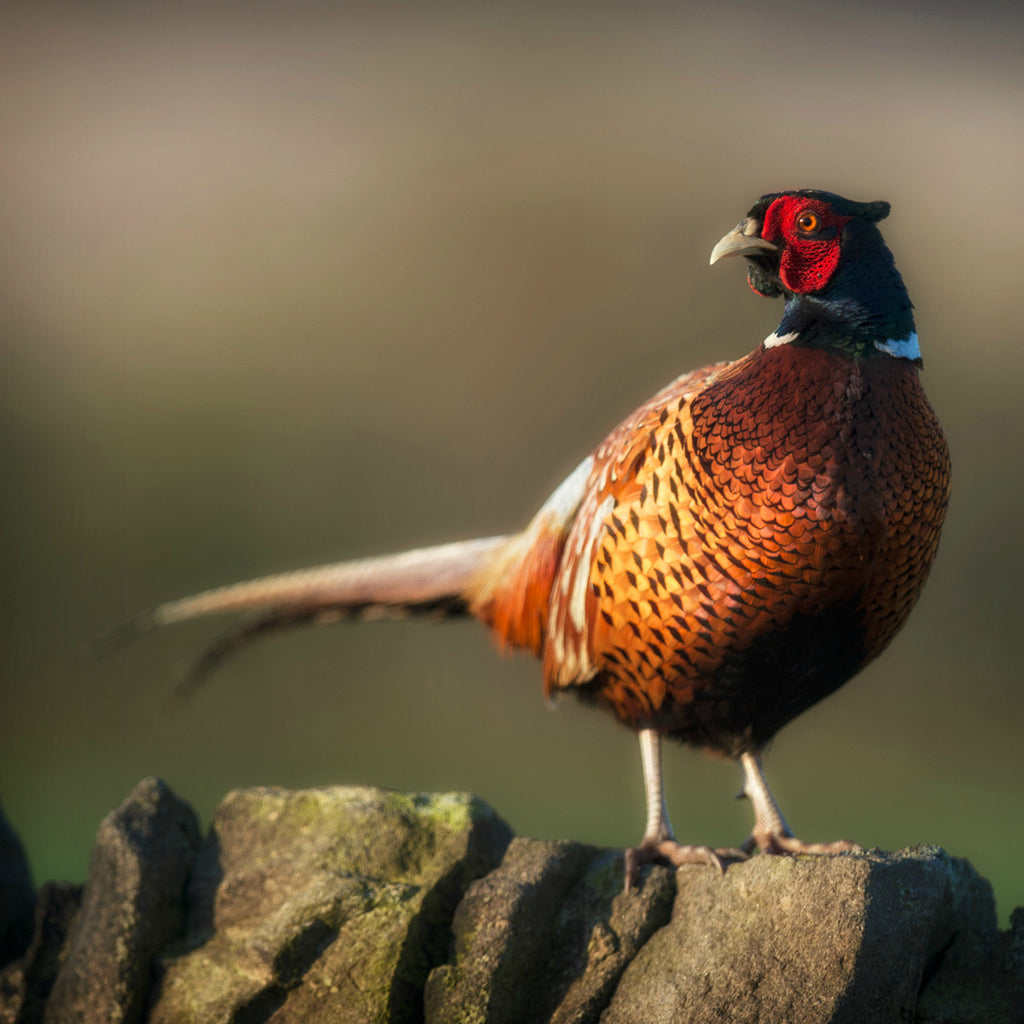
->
xmin=3 ymin=780 xmax=1022 ymax=1024
xmin=41 ymin=777 xmax=201 ymax=1024
xmin=147 ymin=785 xmax=513 ymax=1024
xmin=0 ymin=802 xmax=35 ymax=971
xmin=0 ymin=882 xmax=82 ymax=1024
xmin=915 ymin=904 xmax=1024 ymax=1023
xmin=602 ymin=846 xmax=1000 ymax=1024
xmin=424 ymin=837 xmax=676 ymax=1024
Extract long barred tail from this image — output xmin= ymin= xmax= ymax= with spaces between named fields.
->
xmin=95 ymin=536 xmax=512 ymax=704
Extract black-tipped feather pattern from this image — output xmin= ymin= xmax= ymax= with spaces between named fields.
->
xmin=170 ymin=594 xmax=469 ymax=707
xmin=97 ymin=536 xmax=508 ymax=703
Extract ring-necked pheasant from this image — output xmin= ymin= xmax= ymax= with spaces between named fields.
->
xmin=109 ymin=189 xmax=950 ymax=882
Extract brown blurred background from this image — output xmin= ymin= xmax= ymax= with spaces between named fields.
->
xmin=2 ymin=2 xmax=1022 ymax=922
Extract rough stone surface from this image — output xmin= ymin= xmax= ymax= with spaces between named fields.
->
xmin=915 ymin=904 xmax=1024 ymax=1023
xmin=0 ymin=882 xmax=82 ymax=1024
xmin=424 ymin=838 xmax=675 ymax=1024
xmin=147 ymin=785 xmax=513 ymax=1024
xmin=602 ymin=846 xmax=1001 ymax=1024
xmin=0 ymin=802 xmax=35 ymax=971
xmin=2 ymin=781 xmax=1022 ymax=1024
xmin=41 ymin=777 xmax=201 ymax=1024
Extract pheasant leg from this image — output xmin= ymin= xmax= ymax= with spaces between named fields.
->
xmin=738 ymin=751 xmax=860 ymax=856
xmin=624 ymin=729 xmax=747 ymax=890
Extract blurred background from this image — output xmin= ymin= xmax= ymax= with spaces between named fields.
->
xmin=2 ymin=2 xmax=1022 ymax=923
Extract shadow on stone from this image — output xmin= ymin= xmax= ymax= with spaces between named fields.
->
xmin=147 ymin=785 xmax=512 ymax=1024
xmin=0 ymin=882 xmax=82 ymax=1024
xmin=424 ymin=838 xmax=676 ymax=1024
xmin=602 ymin=846 xmax=1013 ymax=1024
xmin=41 ymin=777 xmax=201 ymax=1024
xmin=2 ymin=781 xmax=1022 ymax=1024
xmin=0 ymin=801 xmax=36 ymax=971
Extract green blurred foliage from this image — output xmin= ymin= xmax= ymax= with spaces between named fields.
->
xmin=1 ymin=3 xmax=1021 ymax=924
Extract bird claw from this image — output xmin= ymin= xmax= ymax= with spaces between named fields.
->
xmin=624 ymin=839 xmax=748 ymax=892
xmin=742 ymin=831 xmax=862 ymax=857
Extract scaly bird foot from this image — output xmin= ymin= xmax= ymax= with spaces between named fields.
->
xmin=624 ymin=839 xmax=748 ymax=892
xmin=741 ymin=830 xmax=862 ymax=857
xmin=736 ymin=753 xmax=861 ymax=859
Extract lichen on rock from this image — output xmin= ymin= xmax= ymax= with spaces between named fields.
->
xmin=148 ymin=785 xmax=513 ymax=1024
xmin=1 ymin=781 xmax=1021 ymax=1024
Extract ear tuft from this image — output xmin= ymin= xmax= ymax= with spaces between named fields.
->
xmin=861 ymin=200 xmax=890 ymax=223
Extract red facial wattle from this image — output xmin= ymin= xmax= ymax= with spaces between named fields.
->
xmin=761 ymin=196 xmax=851 ymax=294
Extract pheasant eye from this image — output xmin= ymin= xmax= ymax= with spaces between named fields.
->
xmin=796 ymin=211 xmax=820 ymax=233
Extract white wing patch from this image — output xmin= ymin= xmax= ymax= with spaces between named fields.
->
xmin=542 ymin=358 xmax=732 ymax=690
xmin=538 ymin=455 xmax=594 ymax=527
xmin=568 ymin=496 xmax=614 ymax=632
xmin=530 ymin=454 xmax=600 ymax=678
xmin=545 ymin=466 xmax=612 ymax=685
xmin=536 ymin=454 xmax=600 ymax=639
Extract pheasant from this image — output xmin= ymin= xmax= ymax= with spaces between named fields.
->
xmin=110 ymin=189 xmax=950 ymax=882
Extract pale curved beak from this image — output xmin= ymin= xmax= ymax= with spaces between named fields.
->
xmin=709 ymin=217 xmax=778 ymax=266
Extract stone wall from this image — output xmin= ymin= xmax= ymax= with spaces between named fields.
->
xmin=1 ymin=779 xmax=1021 ymax=1023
